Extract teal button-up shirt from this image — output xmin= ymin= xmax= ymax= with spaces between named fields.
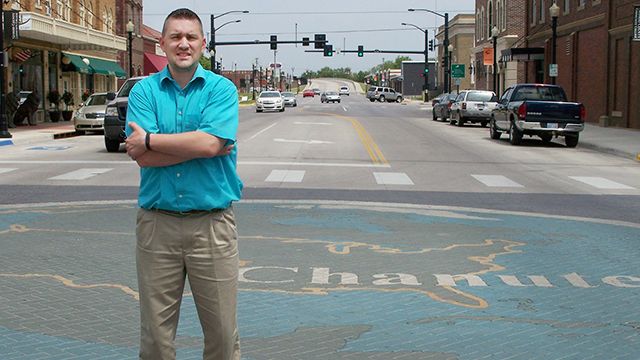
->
xmin=126 ymin=64 xmax=242 ymax=211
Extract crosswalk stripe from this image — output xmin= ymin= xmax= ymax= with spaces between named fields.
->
xmin=373 ymin=172 xmax=414 ymax=185
xmin=472 ymin=175 xmax=524 ymax=188
xmin=569 ymin=176 xmax=635 ymax=190
xmin=265 ymin=170 xmax=305 ymax=183
xmin=49 ymin=168 xmax=113 ymax=181
xmin=0 ymin=168 xmax=18 ymax=174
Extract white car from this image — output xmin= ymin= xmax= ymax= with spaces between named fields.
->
xmin=281 ymin=92 xmax=297 ymax=107
xmin=339 ymin=86 xmax=350 ymax=96
xmin=73 ymin=92 xmax=109 ymax=132
xmin=449 ymin=90 xmax=498 ymax=127
xmin=256 ymin=91 xmax=285 ymax=112
xmin=320 ymin=91 xmax=341 ymax=103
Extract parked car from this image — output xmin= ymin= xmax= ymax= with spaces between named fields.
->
xmin=73 ymin=92 xmax=109 ymax=132
xmin=431 ymin=93 xmax=446 ymax=107
xmin=312 ymin=88 xmax=321 ymax=95
xmin=339 ymin=86 xmax=350 ymax=96
xmin=431 ymin=92 xmax=458 ymax=121
xmin=103 ymin=76 xmax=146 ymax=152
xmin=256 ymin=91 xmax=285 ymax=112
xmin=366 ymin=86 xmax=403 ymax=103
xmin=282 ymin=92 xmax=297 ymax=107
xmin=490 ymin=84 xmax=585 ymax=147
xmin=320 ymin=91 xmax=341 ymax=103
xmin=302 ymin=89 xmax=315 ymax=98
xmin=449 ymin=90 xmax=498 ymax=127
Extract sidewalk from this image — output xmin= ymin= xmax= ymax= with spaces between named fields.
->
xmin=1 ymin=118 xmax=638 ymax=161
xmin=0 ymin=122 xmax=77 ymax=148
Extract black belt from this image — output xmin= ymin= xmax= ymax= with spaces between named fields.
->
xmin=148 ymin=208 xmax=226 ymax=217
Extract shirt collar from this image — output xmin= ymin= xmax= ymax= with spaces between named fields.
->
xmin=160 ymin=63 xmax=206 ymax=88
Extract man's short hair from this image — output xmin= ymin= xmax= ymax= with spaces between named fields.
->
xmin=162 ymin=8 xmax=204 ymax=36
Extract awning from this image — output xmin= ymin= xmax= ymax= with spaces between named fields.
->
xmin=62 ymin=53 xmax=127 ymax=78
xmin=500 ymin=47 xmax=545 ymax=62
xmin=144 ymin=53 xmax=168 ymax=75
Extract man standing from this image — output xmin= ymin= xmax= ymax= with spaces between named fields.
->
xmin=124 ymin=8 xmax=242 ymax=360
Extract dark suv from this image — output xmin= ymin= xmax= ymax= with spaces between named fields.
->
xmin=103 ymin=76 xmax=146 ymax=152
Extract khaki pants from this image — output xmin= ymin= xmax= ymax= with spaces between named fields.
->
xmin=136 ymin=208 xmax=240 ymax=360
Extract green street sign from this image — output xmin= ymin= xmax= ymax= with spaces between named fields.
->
xmin=451 ymin=64 xmax=465 ymax=78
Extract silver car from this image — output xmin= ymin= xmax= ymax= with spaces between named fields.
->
xmin=320 ymin=91 xmax=341 ymax=103
xmin=73 ymin=92 xmax=109 ymax=132
xmin=281 ymin=92 xmax=297 ymax=107
xmin=256 ymin=91 xmax=285 ymax=112
xmin=449 ymin=90 xmax=498 ymax=127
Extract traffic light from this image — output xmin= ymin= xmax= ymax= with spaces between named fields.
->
xmin=314 ymin=34 xmax=326 ymax=49
xmin=270 ymin=35 xmax=277 ymax=50
xmin=428 ymin=39 xmax=434 ymax=52
xmin=357 ymin=45 xmax=364 ymax=57
xmin=424 ymin=67 xmax=429 ymax=74
xmin=323 ymin=44 xmax=333 ymax=57
xmin=302 ymin=37 xmax=309 ymax=46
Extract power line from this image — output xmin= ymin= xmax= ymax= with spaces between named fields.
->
xmin=215 ymin=28 xmax=426 ymax=37
xmin=143 ymin=9 xmax=474 ymax=16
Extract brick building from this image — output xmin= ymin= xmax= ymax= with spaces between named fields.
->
xmin=474 ymin=0 xmax=640 ymax=128
xmin=141 ymin=25 xmax=167 ymax=75
xmin=4 ymin=0 xmax=126 ymax=123
xmin=115 ymin=0 xmax=143 ymax=81
xmin=435 ymin=14 xmax=476 ymax=93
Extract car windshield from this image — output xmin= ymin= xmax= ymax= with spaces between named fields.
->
xmin=513 ymin=86 xmax=567 ymax=102
xmin=117 ymin=79 xmax=141 ymax=97
xmin=467 ymin=92 xmax=495 ymax=102
xmin=86 ymin=94 xmax=108 ymax=106
xmin=260 ymin=92 xmax=281 ymax=98
xmin=368 ymin=87 xmax=377 ymax=92
xmin=282 ymin=92 xmax=294 ymax=97
xmin=325 ymin=92 xmax=338 ymax=95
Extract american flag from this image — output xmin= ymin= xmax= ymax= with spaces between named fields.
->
xmin=12 ymin=48 xmax=32 ymax=63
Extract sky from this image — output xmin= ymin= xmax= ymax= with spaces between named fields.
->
xmin=143 ymin=0 xmax=475 ymax=76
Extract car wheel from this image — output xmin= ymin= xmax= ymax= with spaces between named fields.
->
xmin=280 ymin=107 xmax=285 ymax=112
xmin=539 ymin=133 xmax=553 ymax=143
xmin=396 ymin=96 xmax=403 ymax=103
xmin=432 ymin=110 xmax=438 ymax=121
xmin=481 ymin=121 xmax=488 ymax=127
xmin=105 ymin=137 xmax=120 ymax=153
xmin=369 ymin=98 xmax=375 ymax=102
xmin=379 ymin=95 xmax=385 ymax=102
xmin=256 ymin=109 xmax=262 ymax=113
xmin=456 ymin=112 xmax=465 ymax=127
xmin=489 ymin=118 xmax=502 ymax=139
xmin=338 ymin=100 xmax=341 ymax=103
xmin=565 ymin=133 xmax=579 ymax=148
xmin=509 ymin=123 xmax=523 ymax=145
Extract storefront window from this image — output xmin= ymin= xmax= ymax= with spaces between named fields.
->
xmin=12 ymin=50 xmax=44 ymax=110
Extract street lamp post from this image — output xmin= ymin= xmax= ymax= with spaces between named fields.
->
xmin=549 ymin=2 xmax=560 ymax=85
xmin=210 ymin=10 xmax=248 ymax=74
xmin=126 ymin=20 xmax=134 ymax=78
xmin=0 ymin=5 xmax=11 ymax=138
xmin=491 ymin=26 xmax=499 ymax=95
xmin=402 ymin=23 xmax=429 ymax=101
xmin=408 ymin=8 xmax=449 ymax=92
xmin=448 ymin=44 xmax=454 ymax=93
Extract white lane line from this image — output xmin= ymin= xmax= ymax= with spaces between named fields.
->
xmin=569 ymin=176 xmax=635 ymax=190
xmin=265 ymin=170 xmax=305 ymax=183
xmin=293 ymin=122 xmax=332 ymax=125
xmin=373 ymin=172 xmax=414 ymax=185
xmin=471 ymin=175 xmax=524 ymax=188
xmin=0 ymin=168 xmax=18 ymax=174
xmin=247 ymin=122 xmax=278 ymax=141
xmin=49 ymin=168 xmax=113 ymax=181
xmin=240 ymin=161 xmax=390 ymax=168
xmin=342 ymin=106 xmax=348 ymax=112
xmin=273 ymin=138 xmax=334 ymax=144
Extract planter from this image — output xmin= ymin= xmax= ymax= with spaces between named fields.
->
xmin=62 ymin=110 xmax=73 ymax=121
xmin=49 ymin=111 xmax=61 ymax=122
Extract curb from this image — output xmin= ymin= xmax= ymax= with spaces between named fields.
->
xmin=577 ymin=141 xmax=639 ymax=162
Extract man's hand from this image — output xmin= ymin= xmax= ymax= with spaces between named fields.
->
xmin=217 ymin=144 xmax=234 ymax=156
xmin=125 ymin=122 xmax=147 ymax=160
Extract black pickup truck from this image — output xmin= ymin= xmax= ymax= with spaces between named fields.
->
xmin=490 ymin=84 xmax=585 ymax=147
xmin=103 ymin=76 xmax=146 ymax=152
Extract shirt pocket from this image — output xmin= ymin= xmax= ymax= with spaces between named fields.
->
xmin=184 ymin=113 xmax=201 ymax=132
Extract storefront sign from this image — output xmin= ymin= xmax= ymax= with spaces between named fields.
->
xmin=633 ymin=6 xmax=640 ymax=41
xmin=483 ymin=47 xmax=494 ymax=65
xmin=3 ymin=10 xmax=20 ymax=42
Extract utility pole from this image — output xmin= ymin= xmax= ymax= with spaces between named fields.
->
xmin=0 ymin=5 xmax=12 ymax=139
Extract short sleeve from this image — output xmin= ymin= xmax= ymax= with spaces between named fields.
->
xmin=126 ymin=82 xmax=159 ymax=137
xmin=197 ymin=78 xmax=239 ymax=142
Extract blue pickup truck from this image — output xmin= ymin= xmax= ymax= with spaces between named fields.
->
xmin=490 ymin=84 xmax=585 ymax=147
xmin=103 ymin=76 xmax=146 ymax=152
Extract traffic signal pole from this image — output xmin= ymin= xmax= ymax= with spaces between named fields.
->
xmin=423 ymin=29 xmax=429 ymax=101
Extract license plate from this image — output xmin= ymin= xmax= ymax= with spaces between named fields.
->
xmin=547 ymin=123 xmax=558 ymax=128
